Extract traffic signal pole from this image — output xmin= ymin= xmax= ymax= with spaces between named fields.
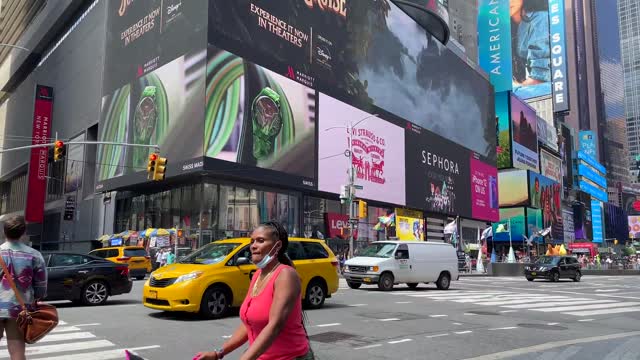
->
xmin=0 ymin=140 xmax=160 ymax=154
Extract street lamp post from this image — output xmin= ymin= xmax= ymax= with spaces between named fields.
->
xmin=324 ymin=114 xmax=379 ymax=259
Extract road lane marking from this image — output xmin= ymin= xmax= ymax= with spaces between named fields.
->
xmin=426 ymin=333 xmax=449 ymax=338
xmin=429 ymin=314 xmax=448 ymax=318
xmin=453 ymin=322 xmax=463 ymax=325
xmin=348 ymin=304 xmax=367 ymax=307
xmin=596 ymin=289 xmax=621 ymax=292
xmin=461 ymin=331 xmax=640 ymax=360
xmin=354 ymin=344 xmax=382 ymax=350
xmin=578 ymin=319 xmax=595 ymax=322
xmin=455 ymin=331 xmax=473 ymax=335
xmin=463 ymin=313 xmax=476 ymax=316
xmin=388 ymin=339 xmax=413 ymax=344
xmin=534 ymin=302 xmax=640 ymax=313
xmin=395 ymin=301 xmax=412 ymax=304
xmin=316 ymin=323 xmax=341 ymax=327
xmin=547 ymin=323 xmax=559 ymax=326
xmin=0 ymin=332 xmax=95 ymax=346
xmin=499 ymin=310 xmax=518 ymax=313
xmin=0 ymin=340 xmax=115 ymax=359
xmin=472 ymin=296 xmax=575 ymax=306
xmin=565 ymin=306 xmax=640 ymax=316
xmin=379 ymin=318 xmax=400 ymax=322
xmin=34 ymin=345 xmax=161 ymax=360
xmin=74 ymin=323 xmax=101 ymax=327
xmin=51 ymin=326 xmax=81 ymax=333
xmin=488 ymin=327 xmax=518 ymax=331
xmin=503 ymin=299 xmax=615 ymax=309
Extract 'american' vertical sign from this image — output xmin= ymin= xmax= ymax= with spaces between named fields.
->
xmin=25 ymin=85 xmax=54 ymax=223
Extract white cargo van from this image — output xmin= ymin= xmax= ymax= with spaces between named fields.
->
xmin=343 ymin=241 xmax=459 ymax=291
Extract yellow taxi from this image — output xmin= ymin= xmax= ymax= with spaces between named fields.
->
xmin=89 ymin=246 xmax=152 ymax=280
xmin=143 ymin=238 xmax=340 ymax=319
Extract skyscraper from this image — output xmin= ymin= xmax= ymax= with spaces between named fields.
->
xmin=619 ymin=0 xmax=640 ymax=180
xmin=592 ymin=0 xmax=631 ymax=184
xmin=447 ymin=0 xmax=478 ymax=64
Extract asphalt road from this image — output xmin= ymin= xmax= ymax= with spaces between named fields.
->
xmin=10 ymin=275 xmax=640 ymax=360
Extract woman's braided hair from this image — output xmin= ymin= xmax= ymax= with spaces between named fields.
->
xmin=260 ymin=221 xmax=294 ymax=267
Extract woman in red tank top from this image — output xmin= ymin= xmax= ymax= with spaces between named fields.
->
xmin=194 ymin=222 xmax=314 ymax=360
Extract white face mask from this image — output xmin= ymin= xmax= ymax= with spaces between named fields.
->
xmin=254 ymin=242 xmax=279 ymax=269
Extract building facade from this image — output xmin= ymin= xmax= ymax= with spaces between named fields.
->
xmin=619 ymin=0 xmax=640 ymax=179
xmin=447 ymin=0 xmax=478 ymax=64
xmin=0 ymin=1 xmax=497 ymax=252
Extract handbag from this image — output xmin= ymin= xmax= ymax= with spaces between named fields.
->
xmin=0 ymin=254 xmax=58 ymax=344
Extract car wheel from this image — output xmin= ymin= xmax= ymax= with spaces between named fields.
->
xmin=200 ymin=286 xmax=230 ymax=319
xmin=550 ymin=271 xmax=560 ymax=282
xmin=347 ymin=281 xmax=361 ymax=289
xmin=406 ymin=283 xmax=419 ymax=289
xmin=305 ymin=280 xmax=326 ymax=309
xmin=82 ymin=281 xmax=109 ymax=306
xmin=436 ymin=272 xmax=451 ymax=290
xmin=573 ymin=271 xmax=581 ymax=282
xmin=135 ymin=276 xmax=145 ymax=280
xmin=378 ymin=272 xmax=394 ymax=291
xmin=526 ymin=277 xmax=534 ymax=282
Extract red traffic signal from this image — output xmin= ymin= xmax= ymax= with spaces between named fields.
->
xmin=149 ymin=153 xmax=158 ymax=162
xmin=54 ymin=140 xmax=64 ymax=148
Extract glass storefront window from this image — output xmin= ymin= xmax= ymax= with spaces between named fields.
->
xmin=218 ymin=185 xmax=235 ymax=238
xmin=160 ymin=191 xmax=171 ymax=228
xmin=234 ymin=187 xmax=251 ymax=234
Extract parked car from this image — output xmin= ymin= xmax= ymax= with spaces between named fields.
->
xmin=43 ymin=252 xmax=133 ymax=305
xmin=89 ymin=246 xmax=152 ymax=280
xmin=143 ymin=238 xmax=340 ymax=319
xmin=524 ymin=255 xmax=582 ymax=282
xmin=343 ymin=241 xmax=459 ymax=291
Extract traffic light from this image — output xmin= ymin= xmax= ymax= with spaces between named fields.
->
xmin=153 ymin=156 xmax=167 ymax=181
xmin=147 ymin=153 xmax=158 ymax=180
xmin=53 ymin=140 xmax=65 ymax=162
xmin=358 ymin=200 xmax=368 ymax=219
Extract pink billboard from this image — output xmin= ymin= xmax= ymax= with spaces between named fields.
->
xmin=318 ymin=94 xmax=406 ymax=205
xmin=470 ymin=154 xmax=499 ymax=222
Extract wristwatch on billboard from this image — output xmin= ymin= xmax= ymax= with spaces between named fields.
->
xmin=251 ymin=87 xmax=282 ymax=160
xmin=134 ymin=86 xmax=158 ymax=144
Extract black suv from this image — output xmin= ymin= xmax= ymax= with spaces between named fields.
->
xmin=524 ymin=256 xmax=582 ymax=282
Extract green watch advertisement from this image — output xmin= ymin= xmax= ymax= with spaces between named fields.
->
xmin=203 ymin=45 xmax=316 ymax=182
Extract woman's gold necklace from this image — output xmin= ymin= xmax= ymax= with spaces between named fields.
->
xmin=252 ymin=263 xmax=279 ymax=297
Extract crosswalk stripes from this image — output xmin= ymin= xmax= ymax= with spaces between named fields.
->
xmin=386 ymin=290 xmax=640 ymax=317
xmin=0 ymin=320 xmax=159 ymax=359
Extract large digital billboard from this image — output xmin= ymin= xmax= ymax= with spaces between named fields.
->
xmin=540 ymin=148 xmax=562 ymax=184
xmin=318 ymin=94 xmax=405 ymax=205
xmin=97 ymin=0 xmax=207 ymax=189
xmin=204 ymin=45 xmax=317 ymax=188
xmin=493 ymin=208 xmax=526 ymax=242
xmin=496 ymin=91 xmax=511 ymax=169
xmin=471 ymin=155 xmax=499 ymax=222
xmin=499 ymin=169 xmax=529 ymax=207
xmin=478 ymin=0 xmax=552 ymax=100
xmin=549 ymin=0 xmax=570 ymax=112
xmin=529 ymin=172 xmax=564 ymax=241
xmin=510 ymin=93 xmax=539 ymax=172
xmin=209 ymin=0 xmax=496 ymax=162
xmin=406 ymin=123 xmax=471 ymax=218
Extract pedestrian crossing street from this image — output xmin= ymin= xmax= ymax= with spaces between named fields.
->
xmin=0 ymin=320 xmax=159 ymax=359
xmin=388 ymin=289 xmax=640 ymax=317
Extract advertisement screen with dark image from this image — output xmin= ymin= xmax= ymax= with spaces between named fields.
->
xmin=318 ymin=94 xmax=406 ymax=205
xmin=405 ymin=124 xmax=472 ymax=218
xmin=103 ymin=0 xmax=206 ymax=94
xmin=205 ymin=45 xmax=317 ymax=181
xmin=510 ymin=93 xmax=538 ymax=171
xmin=208 ymin=0 xmax=496 ymax=162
